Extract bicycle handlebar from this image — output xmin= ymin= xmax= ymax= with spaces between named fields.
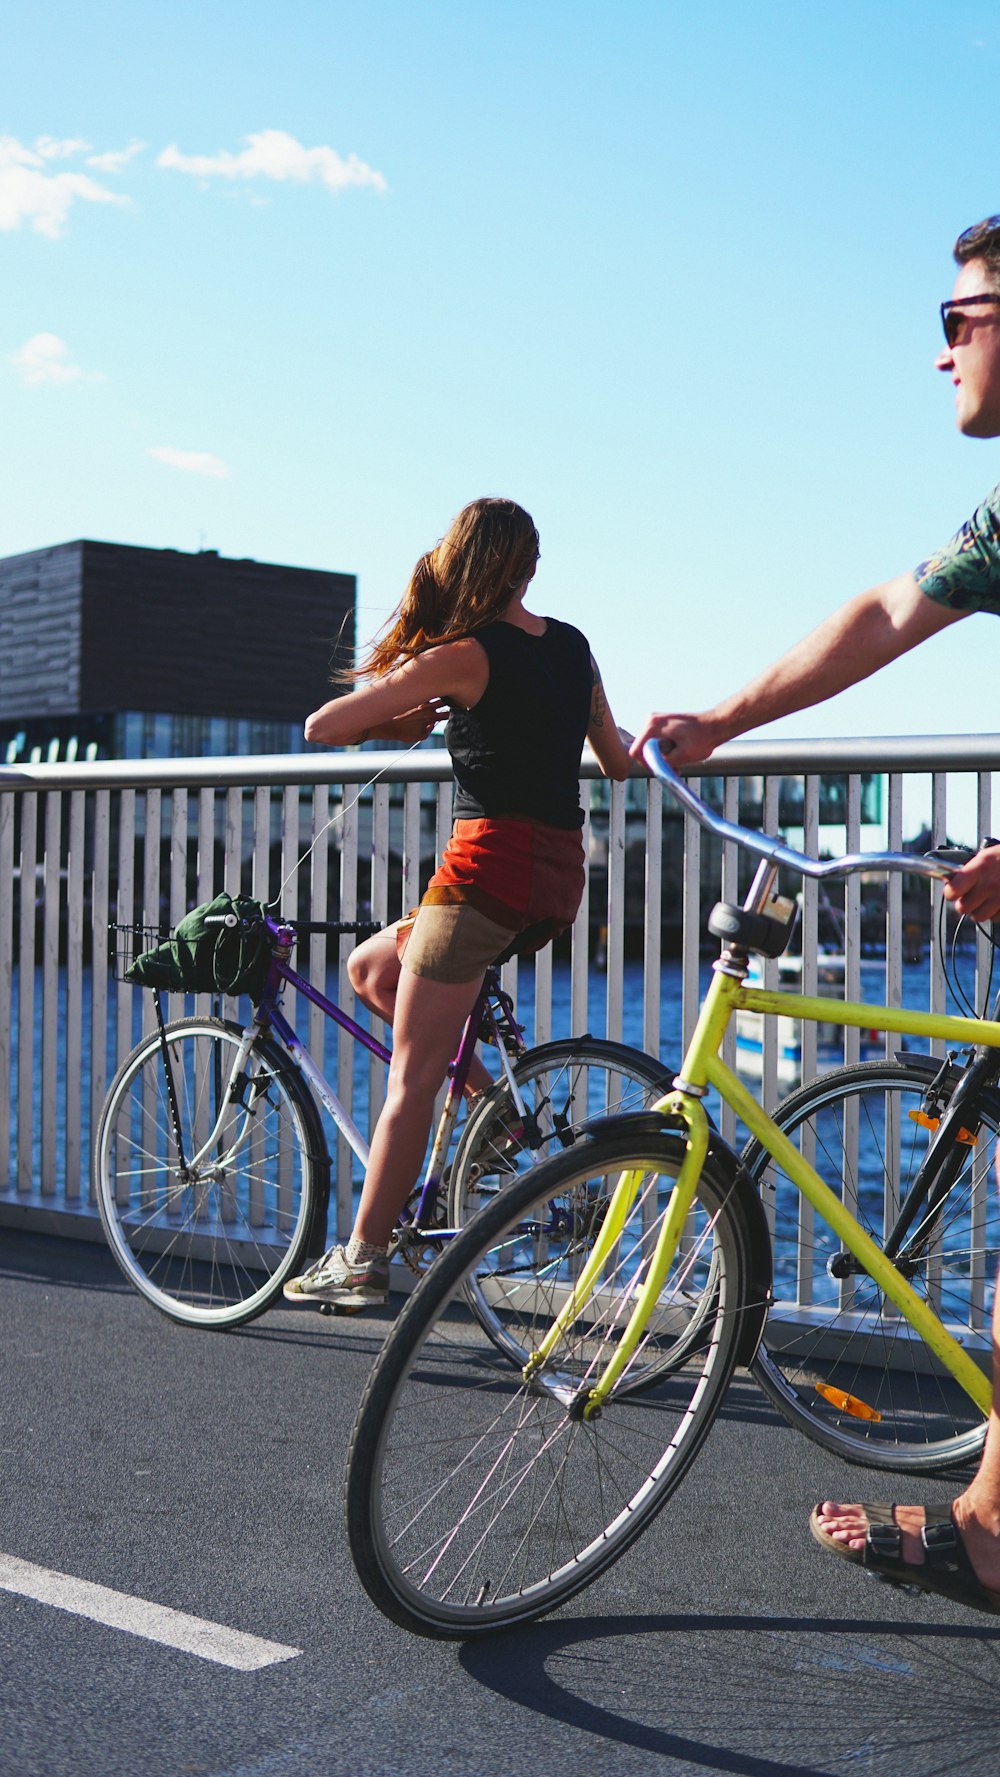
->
xmin=642 ymin=740 xmax=965 ymax=884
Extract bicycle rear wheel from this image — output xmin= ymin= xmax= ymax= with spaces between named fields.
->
xmin=743 ymin=1058 xmax=998 ymax=1471
xmin=449 ymin=1036 xmax=673 ymax=1215
xmin=95 ymin=1016 xmax=328 ymax=1327
xmin=346 ymin=1126 xmax=753 ymax=1636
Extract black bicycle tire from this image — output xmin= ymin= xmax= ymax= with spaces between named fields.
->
xmin=742 ymin=1057 xmax=997 ymax=1472
xmin=346 ymin=1124 xmax=753 ymax=1637
xmin=95 ymin=1015 xmax=329 ymax=1328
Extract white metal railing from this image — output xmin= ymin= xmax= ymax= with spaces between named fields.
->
xmin=2 ymin=735 xmax=1000 ymax=1262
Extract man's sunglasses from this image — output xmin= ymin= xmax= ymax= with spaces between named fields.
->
xmin=940 ymin=294 xmax=1000 ymax=348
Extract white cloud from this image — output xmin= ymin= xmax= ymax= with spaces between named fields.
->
xmin=148 ymin=446 xmax=231 ymax=480
xmin=0 ymin=135 xmax=128 ymax=237
xmin=9 ymin=332 xmax=100 ymax=387
xmin=86 ymin=140 xmax=145 ymax=173
xmin=157 ymin=128 xmax=387 ymax=195
xmin=0 ymin=127 xmax=377 ymax=235
xmin=34 ymin=136 xmax=92 ymax=160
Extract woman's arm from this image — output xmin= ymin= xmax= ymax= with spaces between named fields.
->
xmin=586 ymin=657 xmax=639 ymax=781
xmin=304 ymin=639 xmax=488 ymax=746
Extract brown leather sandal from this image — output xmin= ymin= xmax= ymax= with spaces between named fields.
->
xmin=809 ymin=1502 xmax=1000 ymax=1617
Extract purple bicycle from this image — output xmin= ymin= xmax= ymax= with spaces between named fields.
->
xmin=95 ymin=909 xmax=670 ymax=1329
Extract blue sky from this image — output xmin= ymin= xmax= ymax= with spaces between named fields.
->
xmin=3 ymin=0 xmax=1000 ymax=768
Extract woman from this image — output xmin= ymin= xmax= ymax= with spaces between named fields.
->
xmin=284 ymin=496 xmax=636 ymax=1309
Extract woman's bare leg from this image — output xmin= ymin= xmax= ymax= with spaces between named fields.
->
xmin=353 ymin=968 xmax=486 ymax=1248
xmin=348 ymin=924 xmax=492 ymax=1093
xmin=347 ymin=925 xmax=404 ymax=1024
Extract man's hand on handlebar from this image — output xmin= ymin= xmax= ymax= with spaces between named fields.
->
xmin=629 ymin=712 xmax=727 ymax=768
xmin=943 ymin=844 xmax=1000 ymax=923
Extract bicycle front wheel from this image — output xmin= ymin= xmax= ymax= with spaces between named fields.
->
xmin=346 ymin=1126 xmax=753 ymax=1637
xmin=95 ymin=1016 xmax=329 ymax=1327
xmin=743 ymin=1058 xmax=998 ymax=1471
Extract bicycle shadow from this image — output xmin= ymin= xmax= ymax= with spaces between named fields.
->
xmin=458 ymin=1608 xmax=1000 ymax=1777
xmin=238 ymin=1315 xmax=391 ymax=1358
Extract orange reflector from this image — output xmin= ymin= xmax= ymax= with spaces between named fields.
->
xmin=907 ymin=1109 xmax=976 ymax=1144
xmin=909 ymin=1110 xmax=939 ymax=1131
xmin=814 ymin=1383 xmax=882 ymax=1422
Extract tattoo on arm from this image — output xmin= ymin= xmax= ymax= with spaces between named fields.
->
xmin=590 ymin=665 xmax=607 ymax=730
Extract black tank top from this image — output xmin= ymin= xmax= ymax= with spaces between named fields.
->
xmin=445 ymin=617 xmax=593 ymax=830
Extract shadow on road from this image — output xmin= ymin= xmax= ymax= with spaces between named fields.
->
xmin=459 ymin=1608 xmax=1000 ymax=1777
xmin=0 ymin=1227 xmax=126 ymax=1294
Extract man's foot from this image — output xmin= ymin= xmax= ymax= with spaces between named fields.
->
xmin=810 ymin=1499 xmax=1000 ymax=1616
xmin=282 ymin=1243 xmax=389 ymax=1309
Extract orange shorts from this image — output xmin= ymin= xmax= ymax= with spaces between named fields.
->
xmin=398 ymin=816 xmax=585 ymax=984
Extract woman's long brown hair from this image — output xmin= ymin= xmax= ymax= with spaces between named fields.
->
xmin=350 ymin=497 xmax=540 ymax=679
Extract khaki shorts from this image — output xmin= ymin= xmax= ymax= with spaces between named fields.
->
xmin=398 ymin=901 xmax=516 ymax=984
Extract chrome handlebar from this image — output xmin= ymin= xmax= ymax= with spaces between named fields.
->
xmin=641 ymin=741 xmax=962 ymax=884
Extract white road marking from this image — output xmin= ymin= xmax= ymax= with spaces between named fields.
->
xmin=0 ymin=1553 xmax=302 ymax=1671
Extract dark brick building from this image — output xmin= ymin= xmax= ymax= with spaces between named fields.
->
xmin=0 ymin=539 xmax=355 ymax=764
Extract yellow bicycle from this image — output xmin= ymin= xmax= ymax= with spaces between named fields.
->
xmin=345 ymin=743 xmax=999 ymax=1635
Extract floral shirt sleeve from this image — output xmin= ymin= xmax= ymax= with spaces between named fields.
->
xmin=915 ymin=480 xmax=1000 ymax=612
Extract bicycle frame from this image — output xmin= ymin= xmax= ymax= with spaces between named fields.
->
xmin=528 ymin=756 xmax=1000 ymax=1424
xmin=160 ymin=914 xmax=530 ymax=1238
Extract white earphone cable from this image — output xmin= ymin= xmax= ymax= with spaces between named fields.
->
xmin=269 ymin=735 xmax=430 ymax=910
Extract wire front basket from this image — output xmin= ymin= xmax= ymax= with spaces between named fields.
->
xmin=109 ymin=922 xmax=170 ymax=983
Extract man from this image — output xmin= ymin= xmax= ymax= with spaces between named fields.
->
xmin=631 ymin=213 xmax=1000 ymax=1617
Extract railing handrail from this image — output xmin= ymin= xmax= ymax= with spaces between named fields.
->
xmin=0 ymin=747 xmax=628 ymax=792
xmin=4 ymin=732 xmax=1000 ymax=792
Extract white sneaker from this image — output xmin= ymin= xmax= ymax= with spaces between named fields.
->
xmin=282 ymin=1244 xmax=389 ymax=1308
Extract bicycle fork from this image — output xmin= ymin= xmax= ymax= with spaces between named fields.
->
xmin=522 ymin=1101 xmax=710 ymax=1418
xmin=522 ymin=970 xmax=735 ymax=1419
xmin=165 ymin=1015 xmax=273 ymax=1178
xmin=150 ymin=993 xmax=258 ymax=1180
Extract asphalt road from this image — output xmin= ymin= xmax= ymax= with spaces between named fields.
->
xmin=2 ymin=1227 xmax=1000 ymax=1777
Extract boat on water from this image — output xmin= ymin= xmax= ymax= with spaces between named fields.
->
xmin=735 ymin=952 xmax=883 ymax=1089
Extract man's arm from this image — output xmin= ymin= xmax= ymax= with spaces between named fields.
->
xmin=629 ymin=573 xmax=964 ymax=766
